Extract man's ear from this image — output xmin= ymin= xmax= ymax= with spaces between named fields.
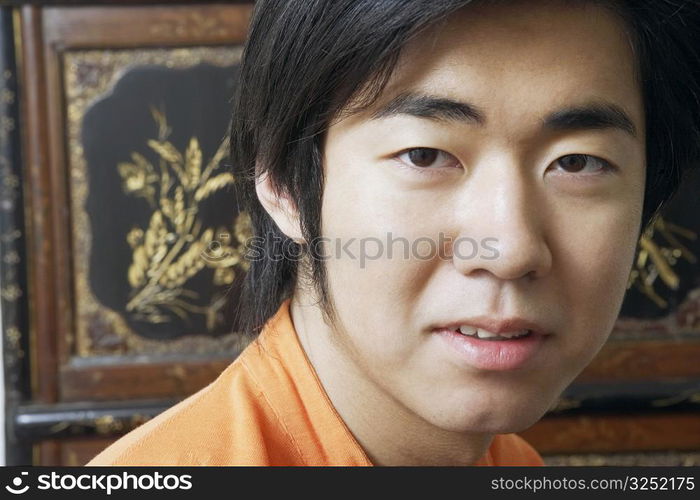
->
xmin=255 ymin=170 xmax=304 ymax=242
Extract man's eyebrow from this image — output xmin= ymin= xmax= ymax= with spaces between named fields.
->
xmin=542 ymin=102 xmax=638 ymax=138
xmin=370 ymin=92 xmax=486 ymax=124
xmin=370 ymin=92 xmax=638 ymax=138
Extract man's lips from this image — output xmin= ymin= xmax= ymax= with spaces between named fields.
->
xmin=434 ymin=315 xmax=551 ymax=338
xmin=430 ymin=315 xmax=551 ymax=370
xmin=433 ymin=325 xmax=548 ymax=371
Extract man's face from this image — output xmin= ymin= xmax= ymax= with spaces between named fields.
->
xmin=318 ymin=0 xmax=645 ymax=433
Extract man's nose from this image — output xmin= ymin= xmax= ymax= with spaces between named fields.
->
xmin=452 ymin=161 xmax=553 ymax=282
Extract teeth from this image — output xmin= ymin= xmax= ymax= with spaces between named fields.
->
xmin=457 ymin=325 xmax=530 ymax=340
xmin=458 ymin=325 xmax=477 ymax=336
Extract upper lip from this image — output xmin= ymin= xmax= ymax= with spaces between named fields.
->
xmin=437 ymin=316 xmax=550 ymax=336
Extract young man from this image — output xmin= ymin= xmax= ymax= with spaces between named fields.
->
xmin=89 ymin=0 xmax=700 ymax=466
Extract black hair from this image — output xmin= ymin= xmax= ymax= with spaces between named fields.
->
xmin=229 ymin=0 xmax=700 ymax=337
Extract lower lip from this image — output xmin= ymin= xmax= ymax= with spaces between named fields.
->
xmin=435 ymin=328 xmax=546 ymax=371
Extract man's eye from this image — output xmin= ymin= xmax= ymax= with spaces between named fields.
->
xmin=396 ymin=148 xmax=459 ymax=169
xmin=553 ymin=154 xmax=614 ymax=174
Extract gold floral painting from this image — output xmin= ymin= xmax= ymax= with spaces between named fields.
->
xmin=616 ymin=176 xmax=700 ymax=341
xmin=64 ymin=47 xmax=251 ymax=357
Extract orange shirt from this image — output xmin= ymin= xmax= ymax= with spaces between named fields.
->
xmin=88 ymin=299 xmax=545 ymax=466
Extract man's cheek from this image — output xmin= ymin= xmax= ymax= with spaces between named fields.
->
xmin=562 ymin=220 xmax=636 ymax=290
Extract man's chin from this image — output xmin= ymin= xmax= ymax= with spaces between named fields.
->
xmin=425 ymin=404 xmax=550 ymax=435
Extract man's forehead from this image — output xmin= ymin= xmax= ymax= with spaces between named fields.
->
xmin=336 ymin=0 xmax=643 ymax=138
xmin=392 ymin=0 xmax=635 ymax=76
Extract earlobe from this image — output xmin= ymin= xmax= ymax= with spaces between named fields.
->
xmin=255 ymin=170 xmax=304 ymax=242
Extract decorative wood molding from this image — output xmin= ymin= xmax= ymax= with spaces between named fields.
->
xmin=42 ymin=4 xmax=254 ymax=49
xmin=523 ymin=412 xmax=700 ymax=454
xmin=1 ymin=5 xmax=32 ymax=466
